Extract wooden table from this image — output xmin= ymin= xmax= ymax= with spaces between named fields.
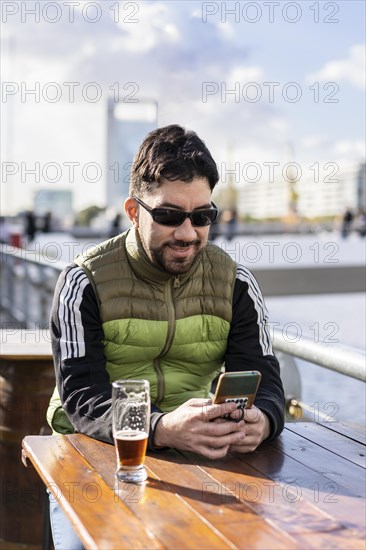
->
xmin=22 ymin=421 xmax=365 ymax=550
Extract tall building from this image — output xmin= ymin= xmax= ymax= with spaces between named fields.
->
xmin=297 ymin=164 xmax=359 ymax=218
xmin=238 ymin=179 xmax=289 ymax=219
xmin=237 ymin=162 xmax=362 ymax=220
xmin=106 ymin=99 xmax=158 ymax=210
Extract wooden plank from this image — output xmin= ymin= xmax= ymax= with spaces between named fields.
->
xmin=317 ymin=420 xmax=366 ymax=446
xmin=177 ymin=448 xmax=347 ymax=541
xmin=240 ymin=438 xmax=365 ymax=528
xmin=136 ymin=452 xmax=298 ymax=550
xmin=22 ymin=435 xmax=164 ymax=550
xmin=274 ymin=428 xmax=365 ymax=496
xmin=286 ymin=423 xmax=366 ymax=468
xmin=295 ymin=530 xmax=366 ymax=550
xmin=230 ymin=438 xmax=365 ymax=549
xmin=69 ymin=436 xmax=297 ymax=549
xmin=71 ymin=431 xmax=366 ymax=548
xmin=67 ymin=435 xmax=237 ymax=550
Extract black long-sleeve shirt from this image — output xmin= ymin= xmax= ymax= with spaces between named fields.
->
xmin=50 ymin=262 xmax=285 ymax=450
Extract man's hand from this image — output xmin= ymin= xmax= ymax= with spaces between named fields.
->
xmin=154 ymin=398 xmax=247 ymax=459
xmin=228 ymin=406 xmax=271 ymax=453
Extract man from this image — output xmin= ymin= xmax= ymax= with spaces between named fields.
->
xmin=47 ymin=124 xmax=284 ymax=548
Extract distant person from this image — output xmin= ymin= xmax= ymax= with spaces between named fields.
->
xmin=341 ymin=209 xmax=354 ymax=238
xmin=356 ymin=210 xmax=366 ymax=238
xmin=109 ymin=213 xmax=122 ymax=238
xmin=220 ymin=208 xmax=238 ymax=241
xmin=0 ymin=217 xmax=10 ymax=244
xmin=24 ymin=211 xmax=37 ymax=243
xmin=42 ymin=211 xmax=52 ymax=233
xmin=226 ymin=208 xmax=238 ymax=241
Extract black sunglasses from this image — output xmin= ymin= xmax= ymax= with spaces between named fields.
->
xmin=134 ymin=197 xmax=219 ymax=227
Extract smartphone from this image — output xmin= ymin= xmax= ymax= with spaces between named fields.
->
xmin=213 ymin=370 xmax=262 ymax=409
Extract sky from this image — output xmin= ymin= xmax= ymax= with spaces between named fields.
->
xmin=1 ymin=0 xmax=365 ymax=215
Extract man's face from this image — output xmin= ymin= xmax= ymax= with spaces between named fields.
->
xmin=134 ymin=177 xmax=212 ymax=275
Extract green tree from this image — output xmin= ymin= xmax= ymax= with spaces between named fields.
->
xmin=75 ymin=205 xmax=105 ymax=226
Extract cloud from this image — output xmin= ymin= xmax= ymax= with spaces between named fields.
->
xmin=333 ymin=139 xmax=365 ymax=157
xmin=300 ymin=136 xmax=365 ymax=166
xmin=1 ymin=1 xmax=274 ymax=155
xmin=306 ymin=44 xmax=365 ymax=89
xmin=2 ymin=1 xmax=364 ymax=213
xmin=301 ymin=135 xmax=329 ymax=149
xmin=225 ymin=65 xmax=264 ymax=82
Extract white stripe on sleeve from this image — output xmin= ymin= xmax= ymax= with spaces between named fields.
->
xmin=58 ymin=267 xmax=90 ymax=361
xmin=236 ymin=264 xmax=273 ymax=356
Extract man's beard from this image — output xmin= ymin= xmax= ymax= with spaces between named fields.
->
xmin=148 ymin=239 xmax=204 ymax=275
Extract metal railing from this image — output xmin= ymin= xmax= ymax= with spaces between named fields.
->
xmin=0 ymin=244 xmax=67 ymax=328
xmin=272 ymin=332 xmax=365 ymax=422
xmin=273 ymin=330 xmax=365 ymax=383
xmin=1 ymin=244 xmax=365 ymax=420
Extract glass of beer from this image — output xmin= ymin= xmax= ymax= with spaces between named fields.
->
xmin=112 ymin=379 xmax=150 ymax=484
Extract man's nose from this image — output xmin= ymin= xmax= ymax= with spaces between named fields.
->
xmin=173 ymin=217 xmax=198 ymax=242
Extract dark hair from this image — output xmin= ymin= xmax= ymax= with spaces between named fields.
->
xmin=130 ymin=124 xmax=219 ymax=196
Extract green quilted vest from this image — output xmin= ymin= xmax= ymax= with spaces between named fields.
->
xmin=47 ymin=228 xmax=237 ymax=433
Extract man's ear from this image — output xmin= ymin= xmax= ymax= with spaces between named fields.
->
xmin=124 ymin=197 xmax=139 ymax=227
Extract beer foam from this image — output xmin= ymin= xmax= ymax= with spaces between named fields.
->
xmin=115 ymin=430 xmax=148 ymax=440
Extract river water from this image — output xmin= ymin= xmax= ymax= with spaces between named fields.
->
xmin=266 ymin=293 xmax=365 ymax=426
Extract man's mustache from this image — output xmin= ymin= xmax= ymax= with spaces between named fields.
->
xmin=165 ymin=240 xmax=201 ymax=247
